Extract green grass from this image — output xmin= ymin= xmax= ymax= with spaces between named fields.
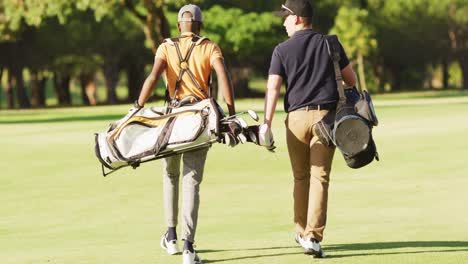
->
xmin=1 ymin=96 xmax=468 ymax=264
xmin=372 ymin=89 xmax=468 ymax=100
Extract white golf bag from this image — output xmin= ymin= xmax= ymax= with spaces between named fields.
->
xmin=95 ymin=99 xmax=222 ymax=176
xmin=94 ymin=98 xmax=273 ymax=176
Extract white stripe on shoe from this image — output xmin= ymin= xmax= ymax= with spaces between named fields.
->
xmin=294 ymin=234 xmax=326 ymax=258
xmin=160 ymin=234 xmax=180 ymax=255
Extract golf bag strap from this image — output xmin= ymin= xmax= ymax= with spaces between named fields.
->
xmin=325 ymin=35 xmax=346 ymax=103
xmin=127 ymin=115 xmax=178 ymax=167
xmin=169 ymin=36 xmax=210 ymax=104
xmin=152 ymin=116 xmax=177 ymax=155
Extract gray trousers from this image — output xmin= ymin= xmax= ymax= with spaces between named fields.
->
xmin=162 ymin=147 xmax=209 ymax=242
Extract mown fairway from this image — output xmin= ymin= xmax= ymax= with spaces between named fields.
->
xmin=1 ymin=97 xmax=468 ymax=264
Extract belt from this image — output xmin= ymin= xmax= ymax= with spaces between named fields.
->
xmin=296 ymin=102 xmax=337 ymax=111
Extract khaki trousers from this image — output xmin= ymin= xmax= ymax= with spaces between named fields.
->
xmin=162 ymin=147 xmax=209 ymax=242
xmin=286 ymin=109 xmax=335 ymax=242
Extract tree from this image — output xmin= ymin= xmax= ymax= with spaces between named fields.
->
xmin=330 ymin=7 xmax=377 ymax=91
xmin=440 ymin=0 xmax=468 ymax=89
xmin=201 ymin=6 xmax=282 ymax=97
xmin=0 ymin=66 xmax=3 ymax=108
xmin=365 ymin=0 xmax=450 ymax=90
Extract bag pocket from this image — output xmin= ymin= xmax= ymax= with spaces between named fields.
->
xmin=314 ymin=120 xmax=334 ymax=147
xmin=355 ymin=90 xmax=378 ymax=126
xmin=313 ymin=110 xmax=336 ymax=147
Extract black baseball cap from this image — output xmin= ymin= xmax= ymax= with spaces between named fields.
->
xmin=274 ymin=0 xmax=314 ymax=17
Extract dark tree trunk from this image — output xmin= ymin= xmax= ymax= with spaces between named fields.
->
xmin=377 ymin=65 xmax=386 ymax=93
xmin=388 ymin=65 xmax=403 ymax=91
xmin=359 ymin=0 xmax=368 ymax=9
xmin=38 ymin=76 xmax=47 ymax=106
xmin=103 ymin=62 xmax=119 ymax=104
xmin=126 ymin=62 xmax=145 ymax=103
xmin=442 ymin=60 xmax=449 ymax=89
xmin=53 ymin=73 xmax=72 ymax=106
xmin=79 ymin=72 xmax=97 ymax=106
xmin=12 ymin=65 xmax=31 ymax=108
xmin=0 ymin=67 xmax=3 ymax=109
xmin=6 ymin=70 xmax=15 ymax=109
xmin=30 ymin=71 xmax=40 ymax=107
xmin=143 ymin=0 xmax=171 ymax=52
xmin=230 ymin=66 xmax=251 ymax=98
xmin=80 ymin=75 xmax=90 ymax=106
xmin=30 ymin=71 xmax=46 ymax=107
xmin=124 ymin=0 xmax=170 ymax=52
xmin=460 ymin=57 xmax=468 ymax=90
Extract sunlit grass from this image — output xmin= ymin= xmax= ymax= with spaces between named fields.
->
xmin=1 ymin=96 xmax=468 ymax=264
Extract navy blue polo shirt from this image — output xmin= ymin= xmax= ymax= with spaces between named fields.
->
xmin=269 ymin=29 xmax=350 ymax=113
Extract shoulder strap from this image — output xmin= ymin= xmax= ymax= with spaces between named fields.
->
xmin=162 ymin=38 xmax=180 ymax=45
xmin=325 ymin=35 xmax=346 ymax=103
xmin=192 ymin=36 xmax=209 ymax=45
xmin=169 ymin=36 xmax=210 ymax=104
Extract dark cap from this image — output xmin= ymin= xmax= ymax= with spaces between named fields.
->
xmin=274 ymin=0 xmax=314 ymax=18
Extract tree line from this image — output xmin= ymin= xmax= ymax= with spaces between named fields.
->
xmin=0 ymin=0 xmax=466 ymax=109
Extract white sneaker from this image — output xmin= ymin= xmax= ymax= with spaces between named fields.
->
xmin=160 ymin=233 xmax=180 ymax=255
xmin=182 ymin=250 xmax=202 ymax=264
xmin=294 ymin=234 xmax=326 ymax=258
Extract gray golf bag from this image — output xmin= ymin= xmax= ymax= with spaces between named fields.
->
xmin=317 ymin=35 xmax=379 ymax=169
xmin=333 ymin=87 xmax=379 ymax=168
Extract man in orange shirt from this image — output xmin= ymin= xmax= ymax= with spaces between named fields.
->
xmin=136 ymin=4 xmax=235 ymax=264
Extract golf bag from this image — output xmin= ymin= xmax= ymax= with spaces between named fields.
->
xmin=95 ymin=99 xmax=222 ymax=176
xmin=94 ymin=99 xmax=272 ymax=176
xmin=319 ymin=35 xmax=379 ymax=169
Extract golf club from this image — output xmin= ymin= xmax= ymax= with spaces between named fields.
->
xmin=221 ymin=109 xmax=259 ymax=122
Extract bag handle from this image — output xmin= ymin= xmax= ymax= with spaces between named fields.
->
xmin=325 ymin=35 xmax=347 ymax=103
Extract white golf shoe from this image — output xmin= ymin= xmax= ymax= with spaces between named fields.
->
xmin=182 ymin=250 xmax=202 ymax=264
xmin=294 ymin=234 xmax=326 ymax=258
xmin=160 ymin=233 xmax=180 ymax=255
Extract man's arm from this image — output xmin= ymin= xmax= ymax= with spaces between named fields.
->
xmin=264 ymin=74 xmax=282 ymax=127
xmin=212 ymin=58 xmax=235 ymax=116
xmin=137 ymin=58 xmax=167 ymax=107
xmin=341 ymin=64 xmax=357 ymax=87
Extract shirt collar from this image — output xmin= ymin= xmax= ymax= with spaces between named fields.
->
xmin=292 ymin=28 xmax=316 ymax=38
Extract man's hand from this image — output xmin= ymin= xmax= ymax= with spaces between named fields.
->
xmin=259 ymin=124 xmax=276 ymax=152
xmin=128 ymin=100 xmax=143 ymax=114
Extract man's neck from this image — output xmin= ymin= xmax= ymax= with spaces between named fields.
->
xmin=296 ymin=24 xmax=312 ymax=31
xmin=181 ymin=31 xmax=200 ymax=36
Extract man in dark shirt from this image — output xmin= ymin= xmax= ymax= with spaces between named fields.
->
xmin=262 ymin=0 xmax=356 ymax=258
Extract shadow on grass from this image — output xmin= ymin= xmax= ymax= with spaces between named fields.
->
xmin=200 ymin=247 xmax=300 ymax=263
xmin=203 ymin=252 xmax=301 ymax=263
xmin=325 ymin=241 xmax=468 ymax=259
xmin=198 ymin=246 xmax=297 ymax=254
xmin=199 ymin=241 xmax=468 ymax=263
xmin=0 ymin=114 xmax=123 ymax=124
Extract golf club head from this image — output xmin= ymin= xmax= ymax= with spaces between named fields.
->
xmin=223 ymin=132 xmax=237 ymax=147
xmin=247 ymin=110 xmax=259 ymax=122
xmin=248 ymin=130 xmax=257 ymax=144
xmin=228 ymin=121 xmax=242 ymax=135
xmin=237 ymin=134 xmax=247 ymax=144
xmin=237 ymin=117 xmax=248 ymax=128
